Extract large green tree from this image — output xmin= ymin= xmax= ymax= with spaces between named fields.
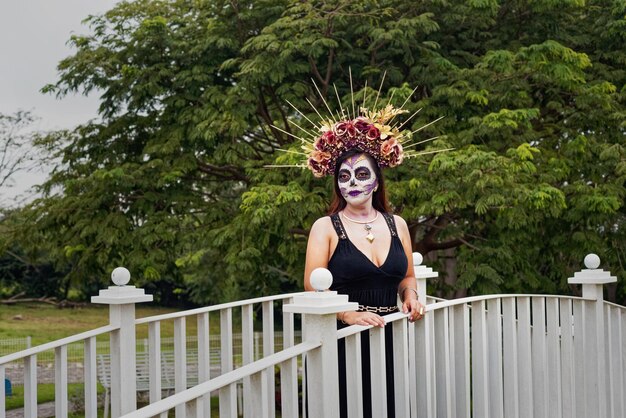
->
xmin=3 ymin=0 xmax=624 ymax=304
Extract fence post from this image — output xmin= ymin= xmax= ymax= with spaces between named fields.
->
xmin=568 ymin=253 xmax=616 ymax=418
xmin=411 ymin=252 xmax=438 ymax=418
xmin=413 ymin=252 xmax=438 ymax=306
xmin=283 ymin=268 xmax=357 ymax=418
xmin=92 ymin=267 xmax=153 ymax=418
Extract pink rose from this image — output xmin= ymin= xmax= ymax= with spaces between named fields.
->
xmin=380 ymin=138 xmax=399 ymax=156
xmin=307 ymin=158 xmax=324 ymax=177
xmin=380 ymin=138 xmax=404 ymax=167
xmin=310 ymin=150 xmax=332 ymax=163
xmin=308 ymin=150 xmax=333 ymax=176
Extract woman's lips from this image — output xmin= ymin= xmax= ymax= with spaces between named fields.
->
xmin=348 ymin=190 xmax=362 ymax=197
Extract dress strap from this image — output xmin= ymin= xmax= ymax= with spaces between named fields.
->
xmin=382 ymin=212 xmax=398 ymax=237
xmin=330 ymin=213 xmax=348 ymax=240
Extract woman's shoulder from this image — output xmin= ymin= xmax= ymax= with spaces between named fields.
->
xmin=308 ymin=216 xmax=336 ymax=243
xmin=391 ymin=213 xmax=408 ymax=225
xmin=391 ymin=214 xmax=410 ymax=233
xmin=310 ymin=215 xmax=334 ymax=233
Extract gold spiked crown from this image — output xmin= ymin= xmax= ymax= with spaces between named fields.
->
xmin=270 ymin=72 xmax=448 ymax=177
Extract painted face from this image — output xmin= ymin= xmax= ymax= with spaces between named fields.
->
xmin=337 ymin=154 xmax=378 ymax=205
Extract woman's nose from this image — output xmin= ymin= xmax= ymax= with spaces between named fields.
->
xmin=349 ymin=178 xmax=356 ymax=186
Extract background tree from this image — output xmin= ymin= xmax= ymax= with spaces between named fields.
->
xmin=0 ymin=111 xmax=42 ymax=200
xmin=2 ymin=0 xmax=624 ymax=305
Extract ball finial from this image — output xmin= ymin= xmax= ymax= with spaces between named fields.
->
xmin=111 ymin=267 xmax=131 ymax=286
xmin=584 ymin=254 xmax=600 ymax=269
xmin=310 ymin=268 xmax=333 ymax=291
xmin=413 ymin=252 xmax=423 ymax=266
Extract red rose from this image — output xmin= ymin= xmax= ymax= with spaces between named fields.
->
xmin=335 ymin=121 xmax=357 ymax=138
xmin=354 ymin=118 xmax=371 ymax=133
xmin=366 ymin=126 xmax=380 ymax=141
xmin=315 ymin=131 xmax=336 ymax=151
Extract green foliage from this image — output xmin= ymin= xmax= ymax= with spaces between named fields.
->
xmin=1 ymin=0 xmax=625 ymax=304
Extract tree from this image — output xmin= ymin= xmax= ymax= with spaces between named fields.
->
xmin=3 ymin=0 xmax=625 ymax=304
xmin=0 ymin=111 xmax=41 ymax=197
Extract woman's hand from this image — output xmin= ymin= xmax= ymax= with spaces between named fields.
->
xmin=342 ymin=311 xmax=386 ymax=327
xmin=402 ymin=298 xmax=425 ymax=322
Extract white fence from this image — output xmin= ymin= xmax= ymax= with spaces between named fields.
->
xmin=0 ymin=253 xmax=623 ymax=418
xmin=0 ymin=334 xmax=297 ymax=366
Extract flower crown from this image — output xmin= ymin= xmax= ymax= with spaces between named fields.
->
xmin=269 ymin=74 xmax=448 ymax=177
xmin=307 ymin=104 xmax=409 ymax=177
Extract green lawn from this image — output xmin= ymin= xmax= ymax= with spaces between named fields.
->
xmin=0 ymin=303 xmax=186 ymax=347
xmin=5 ymin=383 xmax=222 ymax=417
xmin=4 ymin=383 xmax=103 ymax=410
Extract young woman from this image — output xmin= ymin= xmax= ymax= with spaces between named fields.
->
xmin=303 ymin=146 xmax=425 ymax=417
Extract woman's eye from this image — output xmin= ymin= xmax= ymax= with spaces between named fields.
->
xmin=356 ymin=170 xmax=371 ymax=180
xmin=338 ymin=172 xmax=351 ymax=182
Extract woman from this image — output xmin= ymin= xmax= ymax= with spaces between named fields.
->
xmin=303 ymin=144 xmax=425 ymax=417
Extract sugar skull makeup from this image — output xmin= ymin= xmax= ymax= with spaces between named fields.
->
xmin=338 ymin=154 xmax=378 ymax=205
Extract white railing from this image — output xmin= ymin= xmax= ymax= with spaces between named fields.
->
xmin=0 ymin=325 xmax=117 ymax=418
xmin=0 ymin=253 xmax=623 ymax=418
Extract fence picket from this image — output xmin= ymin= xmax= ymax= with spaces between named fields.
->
xmin=517 ymin=297 xmax=533 ymax=418
xmin=573 ymin=299 xmax=585 ymax=417
xmin=369 ymin=326 xmax=387 ymax=418
xmin=471 ymin=300 xmax=489 ymax=418
xmin=433 ymin=308 xmax=450 ymax=417
xmin=451 ymin=304 xmax=470 ymax=418
xmin=24 ymin=355 xmax=37 ymax=418
xmin=532 ymin=297 xmax=548 ymax=418
xmin=546 ymin=298 xmax=562 ymax=418
xmin=54 ymin=345 xmax=68 ymax=418
xmin=220 ymin=309 xmax=236 ymax=418
xmin=196 ymin=312 xmax=211 ymax=415
xmin=502 ymin=298 xmax=519 ymax=418
xmin=262 ymin=301 xmax=275 ymax=418
xmin=487 ymin=298 xmax=504 ymax=417
xmin=0 ymin=365 xmax=5 ymax=418
xmin=559 ymin=299 xmax=575 ymax=418
xmin=345 ymin=333 xmax=364 ymax=418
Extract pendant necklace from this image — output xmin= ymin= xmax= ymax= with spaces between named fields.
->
xmin=341 ymin=211 xmax=379 ymax=243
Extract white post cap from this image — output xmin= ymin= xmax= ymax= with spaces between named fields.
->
xmin=91 ymin=267 xmax=154 ymax=305
xmin=413 ymin=252 xmax=438 ymax=279
xmin=284 ymin=268 xmax=358 ymax=315
xmin=568 ymin=254 xmax=617 ymax=285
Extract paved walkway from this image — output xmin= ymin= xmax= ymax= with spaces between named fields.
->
xmin=6 ymin=401 xmax=56 ymax=418
xmin=4 ymin=362 xmax=85 ymax=384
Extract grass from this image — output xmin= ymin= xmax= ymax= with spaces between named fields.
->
xmin=4 ymin=382 xmax=104 ymax=409
xmin=0 ymin=303 xmax=188 ymax=347
xmin=5 ymin=383 xmax=223 ymax=416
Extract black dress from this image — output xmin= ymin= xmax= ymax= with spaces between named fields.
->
xmin=328 ymin=212 xmax=408 ymax=418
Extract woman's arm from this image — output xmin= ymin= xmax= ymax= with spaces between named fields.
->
xmin=303 ymin=217 xmax=332 ymax=291
xmin=395 ymin=215 xmax=425 ymax=322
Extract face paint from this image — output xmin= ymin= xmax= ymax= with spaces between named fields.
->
xmin=338 ymin=154 xmax=378 ymax=206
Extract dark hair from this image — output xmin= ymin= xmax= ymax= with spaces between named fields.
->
xmin=327 ymin=149 xmax=391 ymax=215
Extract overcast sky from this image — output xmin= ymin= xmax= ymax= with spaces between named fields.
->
xmin=0 ymin=0 xmax=119 ymax=205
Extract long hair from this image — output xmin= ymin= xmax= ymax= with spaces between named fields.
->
xmin=327 ymin=149 xmax=392 ymax=215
